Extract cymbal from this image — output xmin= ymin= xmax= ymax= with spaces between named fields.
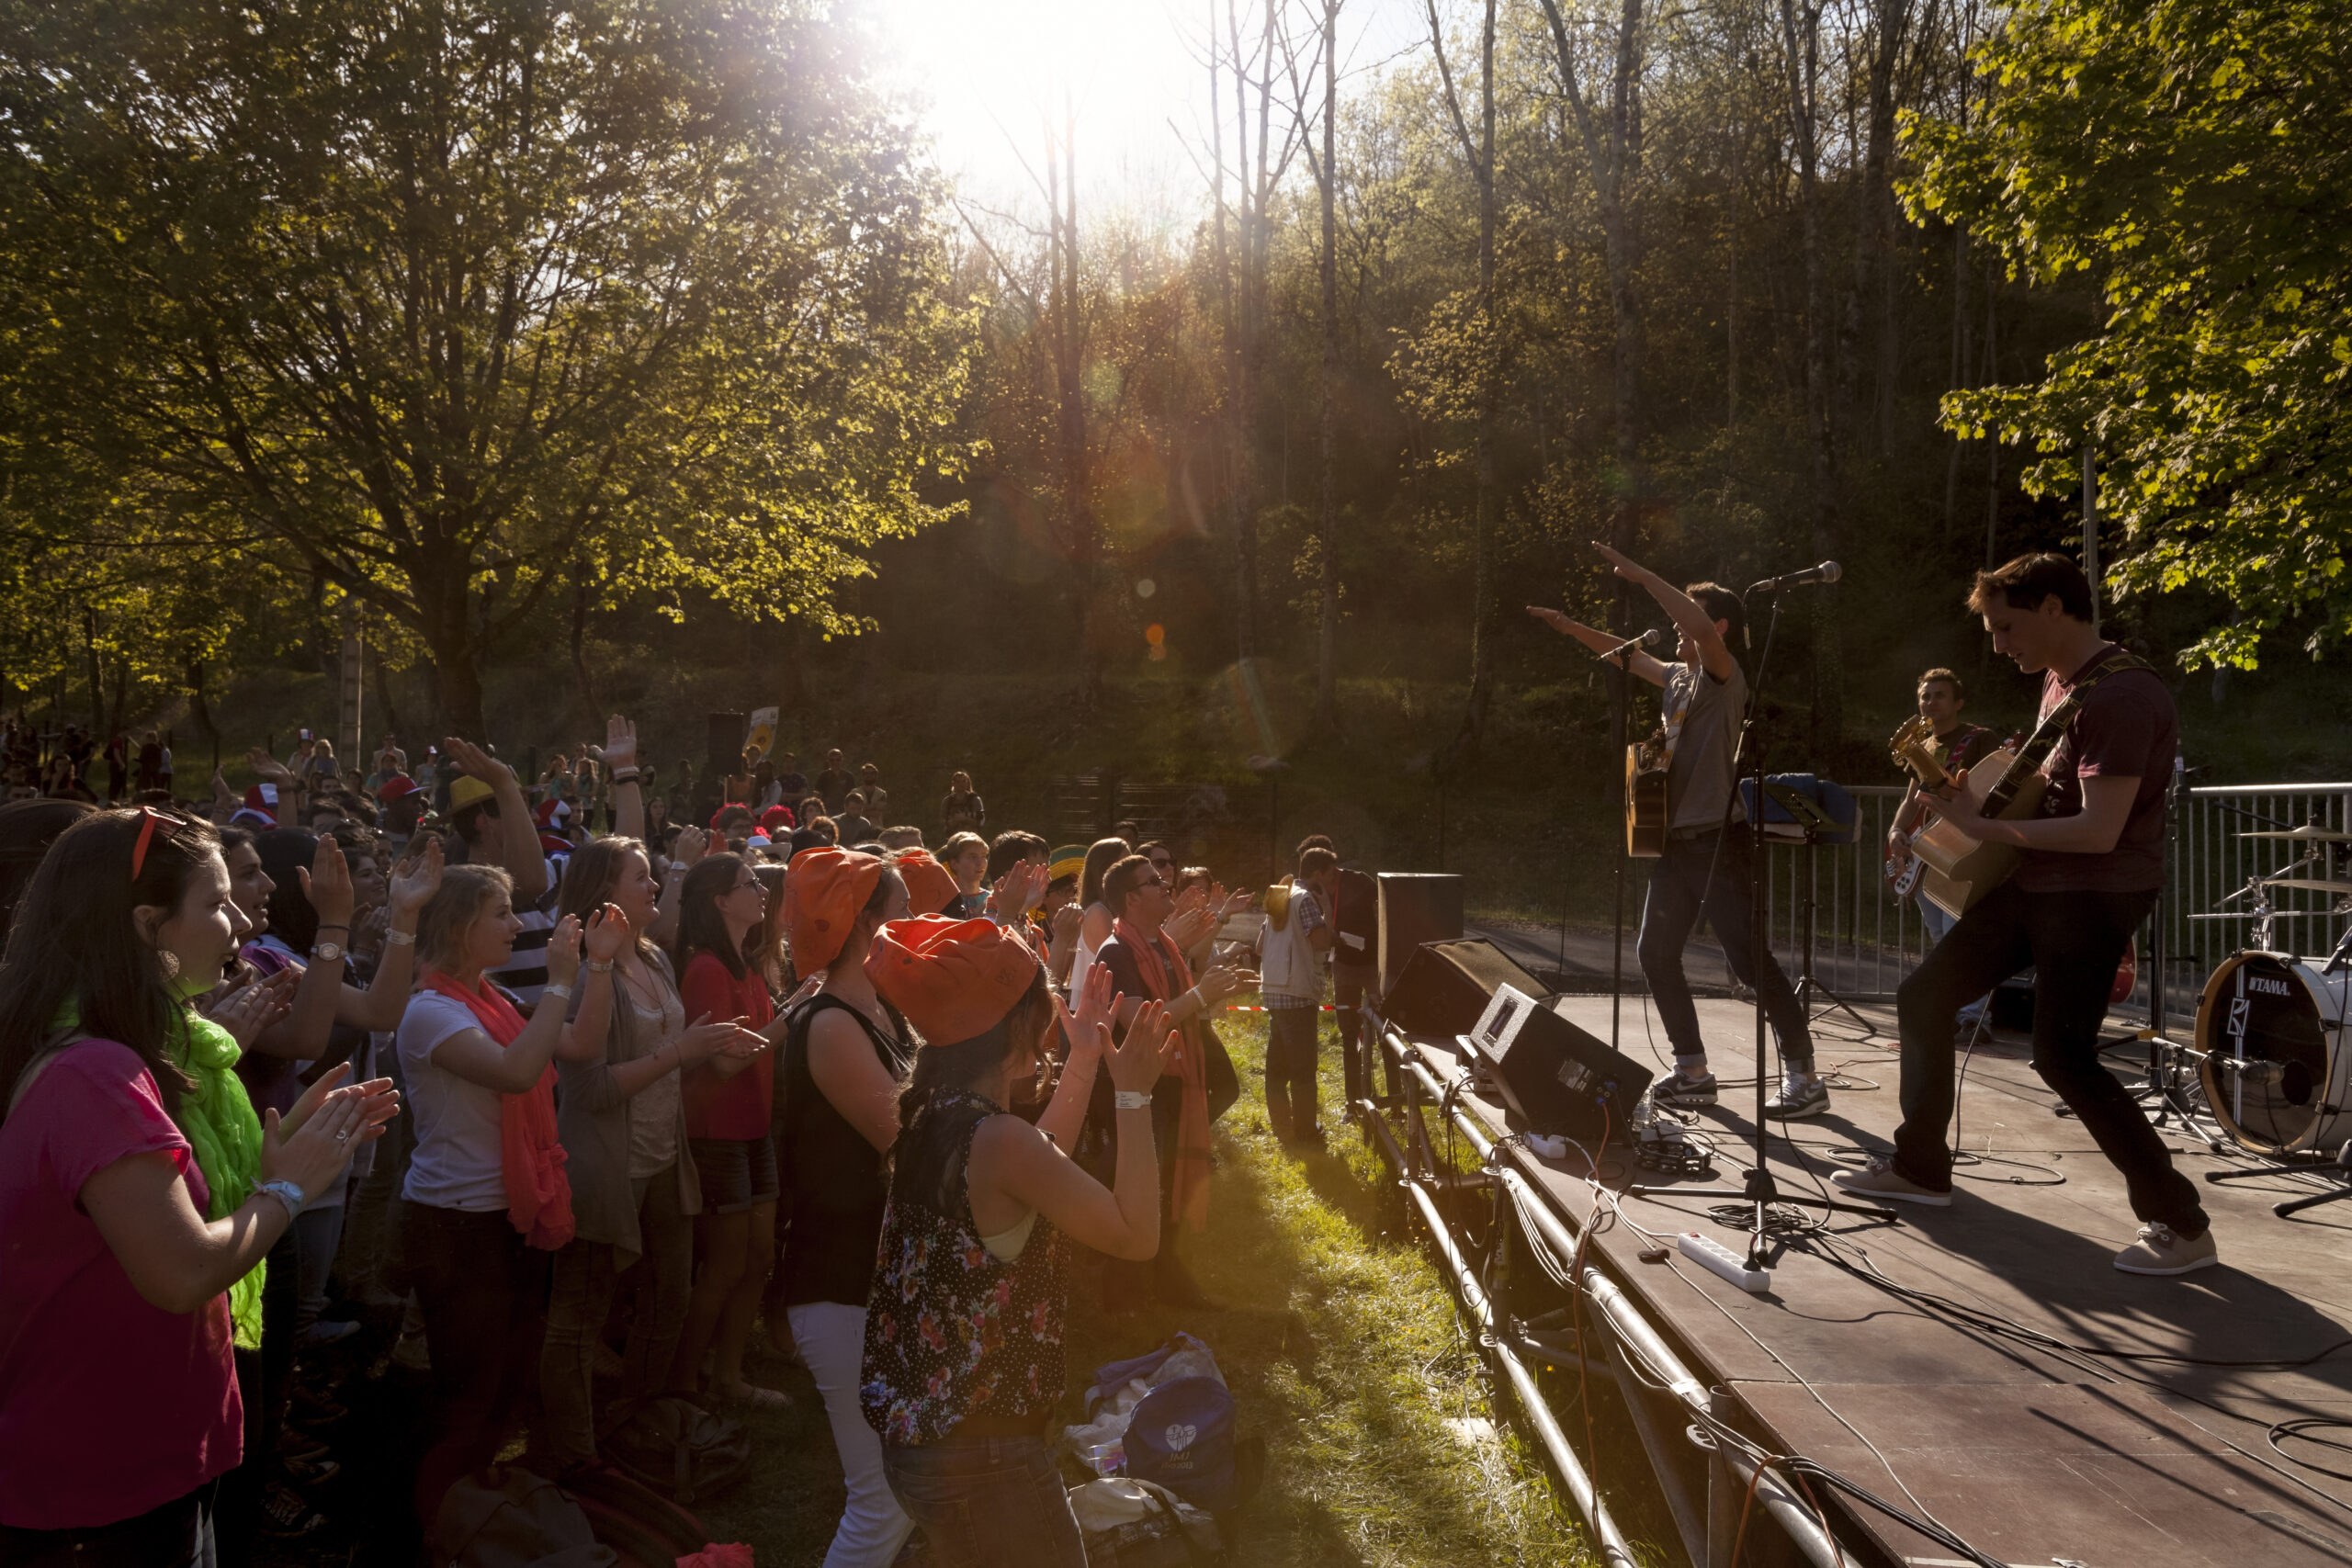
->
xmin=2238 ymin=826 xmax=2352 ymax=842
xmin=2256 ymin=876 xmax=2352 ymax=895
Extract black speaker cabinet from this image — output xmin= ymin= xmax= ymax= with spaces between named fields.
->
xmin=1376 ymin=873 xmax=1464 ymax=997
xmin=1379 ymin=937 xmax=1550 ymax=1039
xmin=705 ymin=713 xmax=748 ymax=780
xmin=1466 ymin=984 xmax=1653 ymax=1140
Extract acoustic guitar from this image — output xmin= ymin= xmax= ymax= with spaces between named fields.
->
xmin=1625 ymin=739 xmax=1669 ymax=858
xmin=1886 ymin=719 xmax=2042 ymax=919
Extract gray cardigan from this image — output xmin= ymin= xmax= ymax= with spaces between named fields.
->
xmin=556 ymin=949 xmax=701 ymax=1258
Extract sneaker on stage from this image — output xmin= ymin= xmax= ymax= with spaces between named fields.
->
xmin=1654 ymin=1069 xmax=1718 ymax=1107
xmin=2112 ymin=1222 xmax=2218 ymax=1276
xmin=1762 ymin=1075 xmax=1829 ymax=1121
xmin=1830 ymin=1155 xmax=1952 ymax=1207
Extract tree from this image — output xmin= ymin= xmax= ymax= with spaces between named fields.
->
xmin=1905 ymin=0 xmax=2352 ymax=668
xmin=0 ymin=0 xmax=975 ymax=735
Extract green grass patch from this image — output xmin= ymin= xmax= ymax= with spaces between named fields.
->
xmin=701 ymin=1006 xmax=1595 ymax=1566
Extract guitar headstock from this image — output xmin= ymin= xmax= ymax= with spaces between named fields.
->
xmin=1887 ymin=717 xmax=1954 ymax=787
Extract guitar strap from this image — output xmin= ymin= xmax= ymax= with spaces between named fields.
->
xmin=1984 ymin=646 xmax=2156 ymax=814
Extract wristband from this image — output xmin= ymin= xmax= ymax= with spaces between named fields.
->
xmin=1114 ymin=1090 xmax=1153 ymax=1111
xmin=384 ymin=928 xmax=415 ymax=946
xmin=610 ymin=768 xmax=640 ymax=783
xmin=256 ymin=1179 xmax=307 ymax=1218
xmin=315 ymin=924 xmax=349 ymax=933
xmin=586 ymin=959 xmax=615 ymax=973
xmin=544 ymin=982 xmax=574 ymax=1001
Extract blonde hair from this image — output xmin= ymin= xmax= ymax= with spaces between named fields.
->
xmin=417 ymin=863 xmax=513 ymax=970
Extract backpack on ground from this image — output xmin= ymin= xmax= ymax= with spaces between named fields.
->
xmin=430 ymin=1465 xmax=616 ymax=1568
xmin=596 ymin=1395 xmax=752 ymax=1505
xmin=1122 ymin=1376 xmax=1261 ymax=1514
xmin=562 ymin=1461 xmax=716 ymax=1568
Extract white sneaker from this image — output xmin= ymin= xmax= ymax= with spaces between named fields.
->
xmin=1830 ymin=1155 xmax=1952 ymax=1206
xmin=2113 ymin=1222 xmax=2218 ymax=1276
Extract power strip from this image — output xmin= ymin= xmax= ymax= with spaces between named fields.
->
xmin=1678 ymin=1231 xmax=1771 ymax=1293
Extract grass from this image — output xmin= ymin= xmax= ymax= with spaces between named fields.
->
xmin=697 ymin=1003 xmax=1596 ymax=1567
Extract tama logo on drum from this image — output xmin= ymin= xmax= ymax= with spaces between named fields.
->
xmin=2246 ymin=976 xmax=2293 ymax=997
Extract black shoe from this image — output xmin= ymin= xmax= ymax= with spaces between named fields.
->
xmin=257 ymin=1482 xmax=328 ymax=1539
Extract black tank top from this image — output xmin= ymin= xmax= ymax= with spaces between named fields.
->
xmin=775 ymin=993 xmax=911 ymax=1307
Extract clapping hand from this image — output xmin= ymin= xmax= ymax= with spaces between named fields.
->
xmin=1108 ymin=999 xmax=1180 ymax=1095
xmin=583 ymin=903 xmax=633 ymax=964
xmin=671 ymin=826 xmax=710 ymax=870
xmin=988 ymin=860 xmax=1046 ymax=922
xmin=201 ymin=966 xmax=298 ymax=1049
xmin=388 ymin=835 xmax=445 ymax=920
xmin=297 ymin=834 xmax=356 ymax=930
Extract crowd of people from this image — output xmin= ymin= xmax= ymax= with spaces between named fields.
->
xmin=0 ymin=711 xmax=1380 ymax=1568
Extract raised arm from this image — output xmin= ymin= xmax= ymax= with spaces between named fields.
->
xmin=429 ymin=919 xmax=582 ymax=1094
xmin=1589 ymin=541 xmax=1738 ymax=683
xmin=443 ymin=736 xmax=548 ymax=904
xmin=982 ymin=1001 xmax=1177 ymax=1261
xmin=1035 ymin=968 xmax=1115 ymax=1151
xmin=597 ymin=715 xmax=646 ymax=841
xmin=1524 ymin=606 xmax=1671 ymax=688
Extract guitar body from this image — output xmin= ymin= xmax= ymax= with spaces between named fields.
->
xmin=1625 ymin=742 xmax=1668 ymax=859
xmin=1911 ymin=749 xmax=2047 ymax=920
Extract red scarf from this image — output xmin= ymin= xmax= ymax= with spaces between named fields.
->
xmin=423 ymin=971 xmax=573 ymax=1250
xmin=1111 ymin=917 xmax=1213 ymax=1234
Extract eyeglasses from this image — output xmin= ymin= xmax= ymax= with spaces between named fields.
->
xmin=1134 ymin=875 xmax=1167 ymax=891
xmin=129 ymin=806 xmax=187 ymax=881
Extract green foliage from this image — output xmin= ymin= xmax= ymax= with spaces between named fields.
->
xmin=0 ymin=0 xmax=976 ymax=728
xmin=1903 ymin=0 xmax=2352 ymax=668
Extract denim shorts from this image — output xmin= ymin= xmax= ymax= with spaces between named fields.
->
xmin=881 ymin=1435 xmax=1084 ymax=1568
xmin=688 ymin=1132 xmax=778 ymax=1214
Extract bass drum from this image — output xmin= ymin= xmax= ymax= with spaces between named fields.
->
xmin=2196 ymin=951 xmax=2352 ymax=1156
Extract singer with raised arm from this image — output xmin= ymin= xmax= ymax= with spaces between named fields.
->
xmin=1525 ymin=542 xmax=1825 ymax=1120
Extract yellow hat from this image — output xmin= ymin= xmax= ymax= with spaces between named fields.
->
xmin=448 ymin=774 xmax=495 ymax=813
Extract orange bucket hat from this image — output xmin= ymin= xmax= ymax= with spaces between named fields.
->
xmin=783 ymin=847 xmax=887 ymax=975
xmin=865 ymin=916 xmax=1042 ymax=1046
xmin=892 ymin=847 xmax=962 ymax=919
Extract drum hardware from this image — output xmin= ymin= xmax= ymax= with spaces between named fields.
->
xmin=2191 ymin=949 xmax=2352 ymax=1159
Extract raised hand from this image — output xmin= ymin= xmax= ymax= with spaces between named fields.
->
xmin=598 ymin=714 xmax=638 ymax=772
xmin=438 ymin=736 xmax=508 ymax=788
xmin=583 ymin=902 xmax=633 ymax=964
xmin=298 ymin=835 xmax=356 ymax=930
xmin=1050 ymin=902 xmax=1083 ymax=942
xmin=245 ymin=748 xmax=295 ymax=787
xmin=1108 ymin=999 xmax=1179 ymax=1095
xmin=387 ymin=834 xmax=445 ymax=919
xmin=988 ymin=860 xmax=1045 ymax=921
xmin=545 ymin=915 xmax=584 ymax=990
xmin=671 ymin=825 xmax=710 ymax=870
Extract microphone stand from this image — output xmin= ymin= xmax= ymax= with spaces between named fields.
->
xmin=1623 ymin=587 xmax=1885 ymax=1264
xmin=1594 ymin=628 xmax=1651 ymax=1059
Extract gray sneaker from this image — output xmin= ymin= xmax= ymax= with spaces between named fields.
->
xmin=1654 ymin=1070 xmax=1718 ymax=1107
xmin=1830 ymin=1155 xmax=1952 ymax=1207
xmin=1763 ymin=1075 xmax=1830 ymax=1120
xmin=2113 ymin=1222 xmax=2218 ymax=1276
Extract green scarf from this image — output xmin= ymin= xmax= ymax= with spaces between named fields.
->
xmin=57 ymin=989 xmax=268 ymax=1348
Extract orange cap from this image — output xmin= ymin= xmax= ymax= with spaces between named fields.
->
xmin=783 ymin=847 xmax=887 ymax=975
xmin=893 ymin=848 xmax=962 ymax=919
xmin=865 ymin=916 xmax=1042 ymax=1046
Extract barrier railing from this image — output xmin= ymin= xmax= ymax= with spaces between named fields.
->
xmin=1747 ymin=777 xmax=2352 ymax=1010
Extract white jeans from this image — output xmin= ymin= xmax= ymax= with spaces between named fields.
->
xmin=787 ymin=1300 xmax=915 ymax=1568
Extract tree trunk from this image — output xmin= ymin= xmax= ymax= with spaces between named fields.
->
xmin=186 ymin=660 xmax=219 ymax=753
xmin=568 ymin=576 xmax=600 ymax=726
xmin=415 ymin=557 xmax=490 ymax=738
xmin=1314 ymin=0 xmax=1340 ymax=731
xmin=1849 ymin=0 xmax=1913 ymax=456
xmin=1779 ymin=0 xmax=1842 ymax=749
xmin=368 ymin=649 xmax=406 ymax=747
xmin=1461 ymin=0 xmax=1498 ymax=750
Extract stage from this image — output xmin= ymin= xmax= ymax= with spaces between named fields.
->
xmin=1370 ymin=991 xmax=2352 ymax=1568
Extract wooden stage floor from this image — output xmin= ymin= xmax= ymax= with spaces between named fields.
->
xmin=1419 ymin=992 xmax=2352 ymax=1568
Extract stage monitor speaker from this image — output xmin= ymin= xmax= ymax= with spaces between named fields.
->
xmin=1377 ymin=873 xmax=1464 ymax=998
xmin=1380 ymin=936 xmax=1549 ymax=1039
xmin=1465 ymin=984 xmax=1653 ymax=1141
xmin=705 ymin=713 xmax=748 ymax=781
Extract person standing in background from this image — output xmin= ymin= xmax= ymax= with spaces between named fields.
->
xmin=816 ymin=750 xmax=854 ymax=815
xmin=940 ymin=772 xmax=985 ymax=839
xmin=858 ymin=762 xmax=888 ymax=822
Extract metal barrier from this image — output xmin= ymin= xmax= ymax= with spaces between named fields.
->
xmin=1744 ymin=778 xmax=2352 ymax=1009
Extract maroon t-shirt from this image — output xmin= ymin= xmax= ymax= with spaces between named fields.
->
xmin=2014 ymin=645 xmax=2176 ymax=895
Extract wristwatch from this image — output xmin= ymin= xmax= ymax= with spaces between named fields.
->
xmin=256 ymin=1179 xmax=306 ymax=1217
xmin=311 ymin=940 xmax=345 ymax=964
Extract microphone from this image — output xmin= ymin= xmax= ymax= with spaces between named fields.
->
xmin=1749 ymin=561 xmax=1843 ymax=593
xmin=2215 ymin=1056 xmax=2285 ymax=1088
xmin=1596 ymin=627 xmax=1664 ymax=662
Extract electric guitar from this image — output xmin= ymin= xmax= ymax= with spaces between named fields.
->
xmin=1625 ymin=739 xmax=1669 ymax=858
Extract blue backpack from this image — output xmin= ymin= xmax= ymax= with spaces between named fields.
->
xmin=1122 ymin=1377 xmax=1241 ymax=1512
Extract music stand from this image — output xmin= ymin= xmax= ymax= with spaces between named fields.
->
xmin=1740 ymin=773 xmax=1872 ymax=1038
xmin=1624 ymin=589 xmax=1890 ymax=1264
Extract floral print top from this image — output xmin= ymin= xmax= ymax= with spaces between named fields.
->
xmin=860 ymin=1087 xmax=1069 ymax=1446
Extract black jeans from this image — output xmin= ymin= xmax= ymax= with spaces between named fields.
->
xmin=1637 ymin=830 xmax=1814 ymax=1072
xmin=0 ymin=1481 xmax=219 ymax=1568
xmin=1264 ymin=1004 xmax=1322 ymax=1137
xmin=404 ymin=1201 xmax=548 ymax=1527
xmin=1334 ymin=961 xmax=1379 ymax=1106
xmin=219 ymin=1225 xmax=297 ymax=1562
xmin=1892 ymin=882 xmax=2208 ymax=1235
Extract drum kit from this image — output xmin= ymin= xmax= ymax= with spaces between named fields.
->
xmin=2183 ymin=821 xmax=2352 ymax=1216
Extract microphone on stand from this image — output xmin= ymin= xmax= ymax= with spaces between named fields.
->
xmin=1748 ymin=561 xmax=1843 ymax=593
xmin=1595 ymin=627 xmax=1664 ymax=662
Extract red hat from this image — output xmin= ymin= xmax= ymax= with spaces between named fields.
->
xmin=865 ymin=916 xmax=1042 ymax=1046
xmin=893 ymin=847 xmax=961 ymax=918
xmin=759 ymin=804 xmax=796 ymax=834
xmin=232 ymin=783 xmax=279 ymax=828
xmin=378 ymin=774 xmax=420 ymax=803
xmin=783 ymin=847 xmax=887 ymax=975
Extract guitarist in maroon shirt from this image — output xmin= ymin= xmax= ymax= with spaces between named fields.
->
xmin=1836 ymin=555 xmax=2214 ymax=1277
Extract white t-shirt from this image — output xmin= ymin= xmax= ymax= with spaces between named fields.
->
xmin=397 ymin=990 xmax=509 ymax=1212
